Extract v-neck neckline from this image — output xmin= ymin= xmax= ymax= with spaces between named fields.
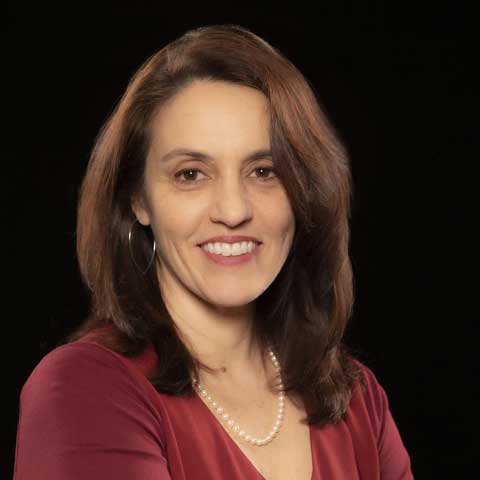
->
xmin=193 ymin=389 xmax=315 ymax=480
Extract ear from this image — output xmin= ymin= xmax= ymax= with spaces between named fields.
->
xmin=130 ymin=193 xmax=151 ymax=226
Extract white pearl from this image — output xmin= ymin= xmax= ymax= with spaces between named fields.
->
xmin=193 ymin=344 xmax=284 ymax=447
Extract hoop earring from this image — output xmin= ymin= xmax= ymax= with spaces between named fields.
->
xmin=128 ymin=219 xmax=156 ymax=275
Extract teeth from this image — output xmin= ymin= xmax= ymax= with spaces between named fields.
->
xmin=202 ymin=241 xmax=258 ymax=256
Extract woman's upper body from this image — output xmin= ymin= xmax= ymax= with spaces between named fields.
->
xmin=14 ymin=25 xmax=416 ymax=480
xmin=14 ymin=329 xmax=414 ymax=480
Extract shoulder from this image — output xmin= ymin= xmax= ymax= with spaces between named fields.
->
xmin=19 ymin=340 xmax=165 ymax=448
xmin=346 ymin=357 xmax=414 ymax=479
xmin=349 ymin=358 xmax=388 ymax=413
xmin=21 ymin=340 xmax=151 ymax=402
xmin=19 ymin=342 xmax=164 ymax=462
xmin=15 ymin=341 xmax=168 ymax=479
xmin=346 ymin=357 xmax=393 ymax=437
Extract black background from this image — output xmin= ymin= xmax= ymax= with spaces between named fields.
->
xmin=3 ymin=3 xmax=476 ymax=479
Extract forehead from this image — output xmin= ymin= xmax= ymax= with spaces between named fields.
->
xmin=149 ymin=80 xmax=271 ymax=153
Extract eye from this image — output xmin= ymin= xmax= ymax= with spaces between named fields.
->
xmin=174 ymin=168 xmax=206 ymax=183
xmin=252 ymin=166 xmax=277 ymax=181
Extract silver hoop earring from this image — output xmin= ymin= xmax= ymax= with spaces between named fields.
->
xmin=128 ymin=219 xmax=156 ymax=275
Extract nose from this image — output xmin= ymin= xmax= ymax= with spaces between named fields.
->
xmin=208 ymin=175 xmax=254 ymax=227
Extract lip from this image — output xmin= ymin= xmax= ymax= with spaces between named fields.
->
xmin=197 ymin=235 xmax=262 ymax=246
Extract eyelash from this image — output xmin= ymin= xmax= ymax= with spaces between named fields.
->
xmin=174 ymin=166 xmax=277 ymax=184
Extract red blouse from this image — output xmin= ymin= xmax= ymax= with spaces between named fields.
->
xmin=14 ymin=330 xmax=414 ymax=479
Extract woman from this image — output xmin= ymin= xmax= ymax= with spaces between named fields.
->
xmin=14 ymin=24 xmax=413 ymax=479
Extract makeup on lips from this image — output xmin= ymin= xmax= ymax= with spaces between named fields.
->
xmin=197 ymin=236 xmax=262 ymax=266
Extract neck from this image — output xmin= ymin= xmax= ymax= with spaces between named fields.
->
xmin=182 ymin=316 xmax=264 ymax=379
xmin=156 ymin=263 xmax=269 ymax=387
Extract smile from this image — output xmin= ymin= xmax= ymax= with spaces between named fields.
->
xmin=200 ymin=241 xmax=260 ymax=256
xmin=198 ymin=242 xmax=262 ymax=266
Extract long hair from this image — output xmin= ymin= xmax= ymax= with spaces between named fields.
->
xmin=64 ymin=24 xmax=365 ymax=427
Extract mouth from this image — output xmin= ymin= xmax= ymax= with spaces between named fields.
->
xmin=197 ymin=240 xmax=263 ymax=249
xmin=197 ymin=241 xmax=262 ymax=264
xmin=196 ymin=241 xmax=262 ymax=248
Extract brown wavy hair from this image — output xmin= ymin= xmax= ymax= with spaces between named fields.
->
xmin=63 ymin=24 xmax=366 ymax=427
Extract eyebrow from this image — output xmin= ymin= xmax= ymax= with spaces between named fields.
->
xmin=160 ymin=148 xmax=272 ymax=164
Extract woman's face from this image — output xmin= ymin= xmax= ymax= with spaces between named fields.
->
xmin=132 ymin=80 xmax=295 ymax=309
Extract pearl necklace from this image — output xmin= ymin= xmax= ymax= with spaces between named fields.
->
xmin=191 ymin=347 xmax=285 ymax=447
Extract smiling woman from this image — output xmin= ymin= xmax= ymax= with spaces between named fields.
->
xmin=13 ymin=24 xmax=414 ymax=479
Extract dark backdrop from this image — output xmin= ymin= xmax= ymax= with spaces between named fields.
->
xmin=3 ymin=3 xmax=475 ymax=479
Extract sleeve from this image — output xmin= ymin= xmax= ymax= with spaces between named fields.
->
xmin=360 ymin=363 xmax=415 ymax=480
xmin=14 ymin=342 xmax=171 ymax=480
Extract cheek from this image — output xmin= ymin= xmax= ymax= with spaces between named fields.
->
xmin=148 ymin=194 xmax=204 ymax=243
xmin=263 ymin=195 xmax=295 ymax=232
